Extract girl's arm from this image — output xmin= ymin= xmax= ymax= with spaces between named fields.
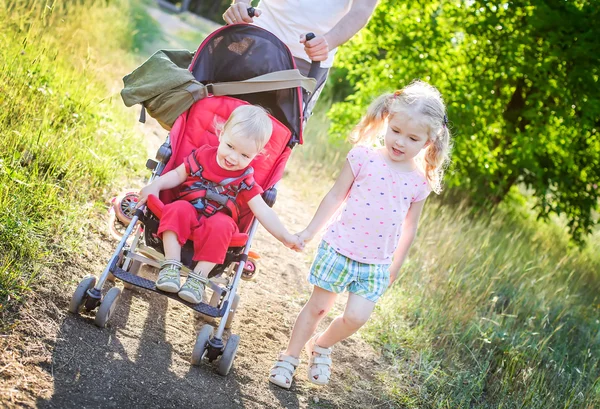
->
xmin=247 ymin=195 xmax=303 ymax=251
xmin=389 ymin=198 xmax=427 ymax=284
xmin=137 ymin=164 xmax=188 ymax=206
xmin=297 ymin=160 xmax=355 ymax=243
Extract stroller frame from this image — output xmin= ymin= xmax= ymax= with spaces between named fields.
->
xmin=69 ymin=23 xmax=320 ymax=376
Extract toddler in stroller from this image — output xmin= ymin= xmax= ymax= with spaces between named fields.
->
xmin=69 ymin=22 xmax=318 ymax=376
xmin=136 ymin=104 xmax=302 ymax=304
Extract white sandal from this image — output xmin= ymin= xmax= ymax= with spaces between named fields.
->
xmin=269 ymin=353 xmax=300 ymax=389
xmin=306 ymin=333 xmax=333 ymax=385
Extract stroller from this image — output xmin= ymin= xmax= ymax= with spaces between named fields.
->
xmin=69 ymin=23 xmax=319 ymax=376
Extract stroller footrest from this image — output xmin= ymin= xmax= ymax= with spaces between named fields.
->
xmin=113 ymin=268 xmax=223 ymax=317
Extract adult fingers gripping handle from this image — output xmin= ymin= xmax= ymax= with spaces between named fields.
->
xmin=304 ymin=32 xmax=321 ymax=79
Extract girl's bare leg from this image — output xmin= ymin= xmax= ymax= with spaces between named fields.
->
xmin=315 ymin=293 xmax=376 ymax=348
xmin=283 ymin=286 xmax=337 ymax=358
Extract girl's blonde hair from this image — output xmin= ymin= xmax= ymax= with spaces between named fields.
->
xmin=349 ymin=80 xmax=452 ymax=194
xmin=217 ymin=105 xmax=273 ymax=151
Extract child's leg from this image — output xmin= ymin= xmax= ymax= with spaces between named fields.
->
xmin=178 ymin=212 xmax=237 ymax=304
xmin=162 ymin=231 xmax=183 ymax=261
xmin=283 ymin=286 xmax=338 ymax=358
xmin=315 ymin=293 xmax=376 ymax=348
xmin=155 ymin=201 xmax=199 ymax=292
xmin=269 ymin=286 xmax=337 ymax=389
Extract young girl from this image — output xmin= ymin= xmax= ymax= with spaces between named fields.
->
xmin=269 ymin=81 xmax=452 ymax=388
xmin=137 ymin=105 xmax=303 ymax=304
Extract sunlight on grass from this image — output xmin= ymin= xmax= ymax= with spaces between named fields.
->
xmin=0 ymin=0 xmax=147 ymax=313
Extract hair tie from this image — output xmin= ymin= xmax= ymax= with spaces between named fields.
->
xmin=393 ymin=90 xmax=402 ymax=99
xmin=443 ymin=114 xmax=449 ymax=128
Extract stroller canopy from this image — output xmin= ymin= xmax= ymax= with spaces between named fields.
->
xmin=190 ymin=24 xmax=303 ymax=145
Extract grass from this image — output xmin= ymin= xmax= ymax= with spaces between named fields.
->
xmin=0 ymin=0 xmax=150 ymax=318
xmin=290 ymin=95 xmax=600 ymax=408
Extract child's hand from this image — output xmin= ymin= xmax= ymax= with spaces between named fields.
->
xmin=282 ymin=232 xmax=304 ymax=252
xmin=296 ymin=229 xmax=314 ymax=245
xmin=136 ymin=184 xmax=160 ymax=208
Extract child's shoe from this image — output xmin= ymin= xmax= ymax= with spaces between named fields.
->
xmin=155 ymin=259 xmax=182 ymax=293
xmin=178 ymin=271 xmax=208 ymax=304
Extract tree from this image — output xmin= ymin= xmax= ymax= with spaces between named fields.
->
xmin=329 ymin=0 xmax=600 ymax=241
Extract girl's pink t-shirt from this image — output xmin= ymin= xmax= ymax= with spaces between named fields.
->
xmin=323 ymin=146 xmax=431 ymax=264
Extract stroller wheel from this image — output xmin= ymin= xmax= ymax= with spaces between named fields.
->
xmin=191 ymin=324 xmax=214 ymax=366
xmin=94 ymin=287 xmax=121 ymax=328
xmin=69 ymin=276 xmax=97 ymax=315
xmin=241 ymin=258 xmax=258 ymax=281
xmin=114 ymin=191 xmax=139 ymax=225
xmin=217 ymin=334 xmax=240 ymax=376
xmin=224 ymin=294 xmax=240 ymax=330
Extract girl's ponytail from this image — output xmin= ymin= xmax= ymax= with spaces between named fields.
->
xmin=349 ymin=93 xmax=394 ymax=145
xmin=423 ymin=125 xmax=451 ymax=194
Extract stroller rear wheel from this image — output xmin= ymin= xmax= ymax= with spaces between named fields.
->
xmin=217 ymin=334 xmax=240 ymax=376
xmin=69 ymin=276 xmax=97 ymax=315
xmin=191 ymin=324 xmax=214 ymax=365
xmin=241 ymin=257 xmax=259 ymax=281
xmin=94 ymin=287 xmax=121 ymax=328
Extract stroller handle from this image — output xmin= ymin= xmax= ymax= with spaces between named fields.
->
xmin=247 ymin=7 xmax=256 ymax=17
xmin=304 ymin=33 xmax=321 ymax=80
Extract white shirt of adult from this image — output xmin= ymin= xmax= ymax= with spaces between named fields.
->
xmin=253 ymin=0 xmax=352 ymax=68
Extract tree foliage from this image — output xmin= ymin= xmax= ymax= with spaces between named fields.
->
xmin=330 ymin=0 xmax=600 ymax=241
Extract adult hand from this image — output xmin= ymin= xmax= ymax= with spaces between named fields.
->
xmin=222 ymin=3 xmax=261 ymax=25
xmin=300 ymin=34 xmax=330 ymax=62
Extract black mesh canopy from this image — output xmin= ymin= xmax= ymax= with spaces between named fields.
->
xmin=191 ymin=25 xmax=302 ymax=144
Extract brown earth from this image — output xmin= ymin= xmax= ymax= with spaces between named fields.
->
xmin=0 ymin=5 xmax=399 ymax=409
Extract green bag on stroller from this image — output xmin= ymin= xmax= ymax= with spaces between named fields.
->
xmin=121 ymin=49 xmax=204 ymax=130
xmin=121 ymin=49 xmax=317 ymax=130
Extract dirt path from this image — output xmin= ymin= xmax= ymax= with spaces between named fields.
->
xmin=0 ymin=6 xmax=397 ymax=409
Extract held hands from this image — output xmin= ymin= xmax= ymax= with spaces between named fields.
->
xmin=223 ymin=3 xmax=261 ymax=24
xmin=282 ymin=232 xmax=304 ymax=252
xmin=300 ymin=34 xmax=330 ymax=62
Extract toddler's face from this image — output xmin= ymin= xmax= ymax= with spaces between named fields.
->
xmin=216 ymin=131 xmax=260 ymax=171
xmin=384 ymin=112 xmax=429 ymax=164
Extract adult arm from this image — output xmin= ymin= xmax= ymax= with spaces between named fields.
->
xmin=297 ymin=160 xmax=355 ymax=242
xmin=301 ymin=0 xmax=379 ymax=61
xmin=388 ymin=198 xmax=427 ymax=284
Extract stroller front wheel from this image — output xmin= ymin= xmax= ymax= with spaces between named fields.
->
xmin=69 ymin=276 xmax=96 ymax=315
xmin=217 ymin=334 xmax=240 ymax=376
xmin=94 ymin=287 xmax=121 ymax=328
xmin=191 ymin=324 xmax=214 ymax=365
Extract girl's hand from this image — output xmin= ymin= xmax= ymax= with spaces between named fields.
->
xmin=282 ymin=233 xmax=304 ymax=252
xmin=136 ymin=184 xmax=160 ymax=208
xmin=296 ymin=229 xmax=314 ymax=245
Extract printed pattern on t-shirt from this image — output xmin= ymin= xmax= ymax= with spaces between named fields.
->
xmin=322 ymin=145 xmax=431 ymax=264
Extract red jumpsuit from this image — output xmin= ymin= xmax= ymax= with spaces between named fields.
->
xmin=157 ymin=146 xmax=262 ymax=264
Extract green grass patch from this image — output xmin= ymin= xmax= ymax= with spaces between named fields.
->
xmin=365 ymin=202 xmax=600 ymax=408
xmin=0 ymin=0 xmax=147 ymax=316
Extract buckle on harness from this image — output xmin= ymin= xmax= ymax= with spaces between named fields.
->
xmin=202 ymin=203 xmax=218 ymax=216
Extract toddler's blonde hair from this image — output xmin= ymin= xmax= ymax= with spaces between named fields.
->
xmin=217 ymin=105 xmax=273 ymax=151
xmin=349 ymin=80 xmax=452 ymax=194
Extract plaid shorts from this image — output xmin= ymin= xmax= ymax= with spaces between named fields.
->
xmin=308 ymin=241 xmax=391 ymax=303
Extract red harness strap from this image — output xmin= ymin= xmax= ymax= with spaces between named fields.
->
xmin=178 ymin=151 xmax=255 ymax=223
